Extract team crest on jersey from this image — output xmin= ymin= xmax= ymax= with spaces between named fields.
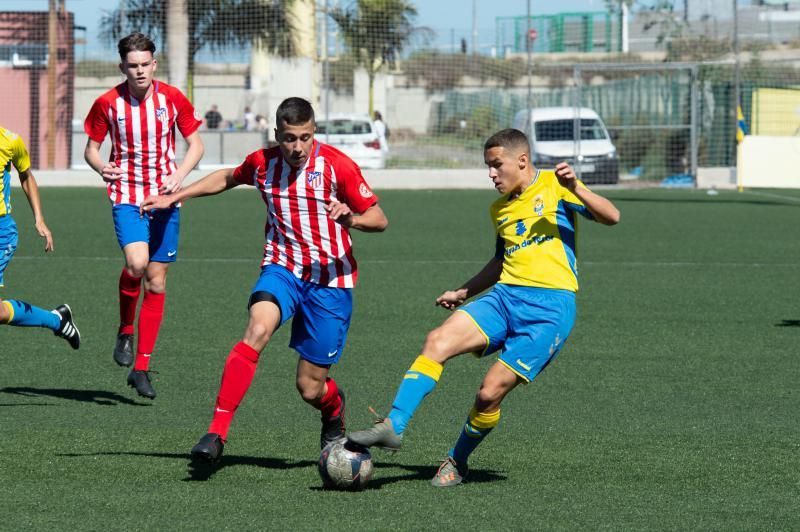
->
xmin=534 ymin=195 xmax=544 ymax=216
xmin=359 ymin=183 xmax=373 ymax=198
xmin=306 ymin=170 xmax=323 ymax=188
xmin=156 ymin=107 xmax=169 ymax=124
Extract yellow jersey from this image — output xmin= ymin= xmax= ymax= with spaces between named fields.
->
xmin=491 ymin=169 xmax=594 ymax=292
xmin=0 ymin=127 xmax=31 ymax=217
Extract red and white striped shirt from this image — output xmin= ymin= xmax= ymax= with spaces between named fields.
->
xmin=84 ymin=81 xmax=202 ymax=206
xmin=232 ymin=141 xmax=378 ymax=288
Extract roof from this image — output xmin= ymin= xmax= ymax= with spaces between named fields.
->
xmin=515 ymin=107 xmax=601 ymax=121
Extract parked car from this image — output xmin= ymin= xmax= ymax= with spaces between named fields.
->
xmin=315 ymin=113 xmax=386 ymax=169
xmin=512 ymin=107 xmax=619 ymax=184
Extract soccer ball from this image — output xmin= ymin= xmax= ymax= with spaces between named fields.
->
xmin=318 ymin=439 xmax=374 ymax=491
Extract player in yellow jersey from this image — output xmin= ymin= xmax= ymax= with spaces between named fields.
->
xmin=0 ymin=127 xmax=80 ymax=348
xmin=348 ymin=128 xmax=619 ymax=486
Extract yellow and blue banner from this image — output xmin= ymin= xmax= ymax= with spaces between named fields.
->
xmin=736 ymin=105 xmax=748 ymax=143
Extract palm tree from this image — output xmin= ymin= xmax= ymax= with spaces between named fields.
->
xmin=329 ymin=0 xmax=428 ymax=115
xmin=100 ymin=0 xmax=297 ymax=100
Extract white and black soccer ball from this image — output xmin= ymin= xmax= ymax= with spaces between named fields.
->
xmin=318 ymin=439 xmax=374 ymax=491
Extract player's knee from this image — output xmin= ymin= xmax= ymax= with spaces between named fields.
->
xmin=0 ymin=299 xmax=8 ymax=324
xmin=422 ymin=327 xmax=456 ymax=362
xmin=125 ymin=262 xmax=147 ymax=278
xmin=296 ymin=376 xmax=324 ymax=403
xmin=244 ymin=320 xmax=273 ymax=348
xmin=475 ymin=385 xmax=505 ymax=411
xmin=144 ymin=277 xmax=167 ymax=293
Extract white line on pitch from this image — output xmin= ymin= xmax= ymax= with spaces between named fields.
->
xmin=11 ymin=256 xmax=799 ymax=267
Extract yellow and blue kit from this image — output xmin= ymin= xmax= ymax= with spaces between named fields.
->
xmin=0 ymin=127 xmax=31 ymax=287
xmin=459 ymin=169 xmax=595 ymax=382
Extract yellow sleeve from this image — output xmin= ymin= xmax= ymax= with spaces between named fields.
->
xmin=11 ymin=135 xmax=31 ymax=174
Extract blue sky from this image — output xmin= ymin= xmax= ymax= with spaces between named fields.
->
xmin=1 ymin=0 xmax=607 ymax=53
xmin=0 ymin=0 xmax=746 ymax=59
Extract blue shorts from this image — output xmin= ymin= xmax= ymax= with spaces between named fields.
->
xmin=0 ymin=216 xmax=18 ymax=288
xmin=458 ymin=284 xmax=577 ymax=382
xmin=251 ymin=264 xmax=353 ymax=366
xmin=112 ymin=204 xmax=180 ymax=263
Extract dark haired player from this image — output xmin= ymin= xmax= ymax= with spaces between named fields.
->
xmin=142 ymin=97 xmax=388 ymax=462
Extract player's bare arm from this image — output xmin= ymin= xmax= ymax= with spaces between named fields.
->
xmin=18 ymin=168 xmax=53 ymax=252
xmin=325 ymin=201 xmax=388 ymax=232
xmin=159 ymin=131 xmax=205 ymax=195
xmin=436 ymin=256 xmax=503 ymax=310
xmin=84 ymin=138 xmax=124 ymax=182
xmin=554 ymin=162 xmax=621 ymax=225
xmin=141 ymin=167 xmax=238 ymax=213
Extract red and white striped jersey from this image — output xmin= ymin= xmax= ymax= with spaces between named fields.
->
xmin=232 ymin=141 xmax=379 ymax=288
xmin=84 ymin=81 xmax=202 ymax=206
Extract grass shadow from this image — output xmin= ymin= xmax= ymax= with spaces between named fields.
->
xmin=775 ymin=319 xmax=800 ymax=327
xmin=56 ymin=450 xmax=315 ymax=481
xmin=0 ymin=386 xmax=150 ymax=406
xmin=309 ymin=460 xmax=507 ymax=490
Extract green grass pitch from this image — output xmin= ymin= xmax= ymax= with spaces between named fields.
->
xmin=1 ymin=186 xmax=799 ymax=530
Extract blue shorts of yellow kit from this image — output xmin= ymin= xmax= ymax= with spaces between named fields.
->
xmin=112 ymin=204 xmax=180 ymax=263
xmin=458 ymin=283 xmax=577 ymax=382
xmin=0 ymin=215 xmax=18 ymax=288
xmin=249 ymin=264 xmax=353 ymax=366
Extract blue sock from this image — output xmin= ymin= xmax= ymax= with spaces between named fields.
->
xmin=3 ymin=300 xmax=60 ymax=330
xmin=449 ymin=408 xmax=501 ymax=465
xmin=387 ymin=355 xmax=444 ymax=435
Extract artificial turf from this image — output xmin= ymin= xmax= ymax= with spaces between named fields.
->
xmin=1 ymin=186 xmax=798 ymax=530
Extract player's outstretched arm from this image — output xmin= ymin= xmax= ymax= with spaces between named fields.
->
xmin=325 ymin=202 xmax=388 ymax=232
xmin=554 ymin=162 xmax=621 ymax=225
xmin=436 ymin=256 xmax=503 ymax=310
xmin=18 ymin=169 xmax=53 ymax=252
xmin=141 ymin=168 xmax=238 ymax=213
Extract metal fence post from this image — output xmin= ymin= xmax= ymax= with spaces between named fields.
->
xmin=573 ymin=65 xmax=582 ymax=181
xmin=690 ymin=65 xmax=699 ymax=183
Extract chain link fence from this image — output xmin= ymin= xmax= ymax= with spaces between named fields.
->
xmin=1 ymin=0 xmax=799 ymax=185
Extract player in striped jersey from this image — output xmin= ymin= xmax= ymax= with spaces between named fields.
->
xmin=141 ymin=97 xmax=388 ymax=463
xmin=83 ymin=33 xmax=204 ymax=399
xmin=0 ymin=126 xmax=80 ymax=349
xmin=347 ymin=128 xmax=620 ymax=487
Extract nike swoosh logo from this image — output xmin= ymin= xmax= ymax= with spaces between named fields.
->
xmin=167 ymin=250 xmax=177 ymax=257
xmin=327 ymin=351 xmax=338 ymax=358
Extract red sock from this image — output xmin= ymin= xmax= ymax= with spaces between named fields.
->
xmin=208 ymin=341 xmax=261 ymax=440
xmin=118 ymin=269 xmax=142 ymax=336
xmin=133 ymin=290 xmax=165 ymax=371
xmin=318 ymin=377 xmax=342 ymax=419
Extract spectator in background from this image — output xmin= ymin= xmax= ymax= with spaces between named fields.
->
xmin=255 ymin=114 xmax=269 ymax=132
xmin=243 ymin=106 xmax=257 ymax=131
xmin=205 ymin=105 xmax=223 ymax=130
xmin=372 ymin=110 xmax=389 ymax=153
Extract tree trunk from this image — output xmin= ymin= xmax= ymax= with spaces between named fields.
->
xmin=167 ymin=0 xmax=189 ymax=99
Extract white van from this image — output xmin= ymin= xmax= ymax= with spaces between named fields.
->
xmin=512 ymin=107 xmax=618 ymax=184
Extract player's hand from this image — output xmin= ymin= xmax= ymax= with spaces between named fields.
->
xmin=436 ymin=289 xmax=468 ymax=311
xmin=100 ymin=162 xmax=124 ymax=182
xmin=35 ymin=220 xmax=54 ymax=252
xmin=325 ymin=200 xmax=354 ymax=227
xmin=159 ymin=174 xmax=183 ymax=195
xmin=555 ymin=162 xmax=578 ymax=191
xmin=140 ymin=194 xmax=174 ymax=215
